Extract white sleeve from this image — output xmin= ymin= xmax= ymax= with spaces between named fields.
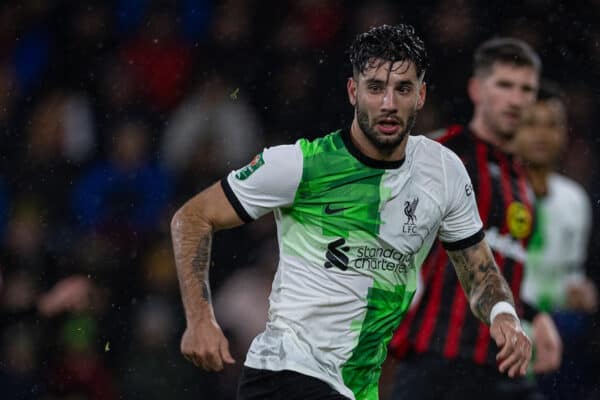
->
xmin=568 ymin=186 xmax=592 ymax=278
xmin=221 ymin=143 xmax=303 ymax=221
xmin=438 ymin=149 xmax=484 ymax=249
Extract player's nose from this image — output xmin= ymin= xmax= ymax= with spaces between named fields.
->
xmin=381 ymin=87 xmax=398 ymax=112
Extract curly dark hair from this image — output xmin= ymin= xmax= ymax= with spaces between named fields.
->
xmin=348 ymin=24 xmax=429 ymax=79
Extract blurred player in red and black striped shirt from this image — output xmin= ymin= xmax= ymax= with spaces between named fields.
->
xmin=389 ymin=38 xmax=562 ymax=400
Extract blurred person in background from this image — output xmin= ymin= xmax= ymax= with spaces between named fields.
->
xmin=14 ymin=89 xmax=96 ymax=238
xmin=171 ymin=24 xmax=533 ymax=400
xmin=207 ymin=0 xmax=258 ymax=81
xmin=120 ymin=296 xmax=213 ymax=399
xmin=161 ymin=71 xmax=264 ymax=196
xmin=1 ymin=1 xmax=53 ymax=96
xmin=0 ymin=198 xmax=100 ymax=320
xmin=118 ymin=2 xmax=193 ymax=113
xmin=0 ymin=200 xmax=105 ymax=399
xmin=72 ymin=118 xmax=172 ymax=241
xmin=0 ymin=322 xmax=43 ymax=399
xmin=44 ymin=313 xmax=119 ymax=399
xmin=515 ymin=83 xmax=598 ymax=400
xmin=389 ymin=38 xmax=561 ymax=400
xmin=1 ymin=199 xmax=58 ymax=319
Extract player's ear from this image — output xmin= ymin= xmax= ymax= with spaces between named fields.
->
xmin=468 ymin=77 xmax=481 ymax=105
xmin=347 ymin=77 xmax=357 ymax=106
xmin=416 ymin=82 xmax=427 ymax=110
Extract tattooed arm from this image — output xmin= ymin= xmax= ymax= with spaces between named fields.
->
xmin=447 ymin=239 xmax=532 ymax=377
xmin=170 ymin=182 xmax=245 ymax=371
xmin=447 ymin=239 xmax=514 ymax=324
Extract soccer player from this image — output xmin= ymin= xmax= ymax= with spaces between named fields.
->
xmin=389 ymin=38 xmax=562 ymax=399
xmin=516 ymin=84 xmax=598 ymax=398
xmin=171 ymin=25 xmax=531 ymax=400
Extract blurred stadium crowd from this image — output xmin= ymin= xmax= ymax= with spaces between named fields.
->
xmin=0 ymin=0 xmax=599 ymax=399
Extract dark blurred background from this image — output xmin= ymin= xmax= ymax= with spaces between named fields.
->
xmin=0 ymin=0 xmax=599 ymax=399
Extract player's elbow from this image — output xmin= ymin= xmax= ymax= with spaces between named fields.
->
xmin=170 ymin=197 xmax=213 ymax=235
xmin=170 ymin=206 xmax=186 ymax=234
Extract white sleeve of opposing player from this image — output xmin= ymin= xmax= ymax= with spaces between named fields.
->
xmin=438 ymin=148 xmax=484 ymax=250
xmin=221 ymin=142 xmax=303 ymax=221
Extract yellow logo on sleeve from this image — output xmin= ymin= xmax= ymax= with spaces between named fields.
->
xmin=506 ymin=201 xmax=532 ymax=239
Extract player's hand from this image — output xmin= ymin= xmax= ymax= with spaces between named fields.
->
xmin=37 ymin=275 xmax=94 ymax=317
xmin=566 ymin=278 xmax=598 ymax=313
xmin=181 ymin=317 xmax=235 ymax=371
xmin=532 ymin=312 xmax=562 ymax=373
xmin=490 ymin=313 xmax=532 ymax=378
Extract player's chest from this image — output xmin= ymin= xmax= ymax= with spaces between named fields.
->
xmin=297 ymin=175 xmax=443 ymax=253
xmin=377 ymin=180 xmax=443 ymax=252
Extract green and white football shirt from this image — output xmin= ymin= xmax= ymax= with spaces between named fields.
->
xmin=221 ymin=130 xmax=483 ymax=400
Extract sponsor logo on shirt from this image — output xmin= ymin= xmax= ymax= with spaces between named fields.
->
xmin=324 ymin=238 xmax=350 ymax=270
xmin=324 ymin=204 xmax=351 ymax=215
xmin=465 ymin=183 xmax=473 ymax=196
xmin=324 ymin=238 xmax=415 ymax=274
xmin=235 ymin=153 xmax=265 ymax=180
xmin=506 ymin=201 xmax=532 ymax=239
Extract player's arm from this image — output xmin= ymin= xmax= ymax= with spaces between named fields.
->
xmin=446 ymin=238 xmax=531 ymax=378
xmin=447 ymin=238 xmax=513 ymax=324
xmin=170 ymin=182 xmax=244 ymax=371
xmin=171 ymin=143 xmax=302 ymax=372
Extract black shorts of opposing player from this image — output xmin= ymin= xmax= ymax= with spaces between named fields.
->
xmin=392 ymin=354 xmax=542 ymax=400
xmin=237 ymin=367 xmax=350 ymax=400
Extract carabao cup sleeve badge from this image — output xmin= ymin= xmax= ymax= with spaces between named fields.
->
xmin=235 ymin=153 xmax=265 ymax=180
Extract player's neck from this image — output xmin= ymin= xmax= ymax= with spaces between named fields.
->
xmin=469 ymin=117 xmax=514 ymax=154
xmin=524 ymin=165 xmax=551 ymax=197
xmin=349 ymin=120 xmax=407 ymax=162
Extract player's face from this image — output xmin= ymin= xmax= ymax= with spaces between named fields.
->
xmin=347 ymin=59 xmax=426 ymax=150
xmin=472 ymin=63 xmax=538 ymax=140
xmin=514 ymin=100 xmax=566 ymax=168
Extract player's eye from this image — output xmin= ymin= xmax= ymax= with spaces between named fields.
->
xmin=368 ymin=84 xmax=384 ymax=92
xmin=496 ymin=80 xmax=513 ymax=89
xmin=521 ymin=85 xmax=535 ymax=93
xmin=398 ymin=85 xmax=412 ymax=94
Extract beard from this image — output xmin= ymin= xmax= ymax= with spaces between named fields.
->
xmin=485 ymin=110 xmax=518 ymax=142
xmin=356 ymin=100 xmax=417 ymax=151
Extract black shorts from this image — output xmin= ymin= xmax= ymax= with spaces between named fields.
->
xmin=237 ymin=366 xmax=350 ymax=400
xmin=391 ymin=354 xmax=544 ymax=400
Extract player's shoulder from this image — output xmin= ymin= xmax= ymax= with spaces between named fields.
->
xmin=246 ymin=139 xmax=304 ymax=176
xmin=409 ymin=133 xmax=465 ymax=168
xmin=549 ymin=173 xmax=590 ymax=206
xmin=296 ymin=129 xmax=345 ymax=157
xmin=262 ymin=140 xmax=302 ymax=159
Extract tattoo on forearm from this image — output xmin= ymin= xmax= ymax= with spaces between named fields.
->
xmin=192 ymin=236 xmax=213 ymax=302
xmin=171 ymin=209 xmax=214 ymax=319
xmin=478 ymin=262 xmax=492 ymax=273
xmin=448 ymin=241 xmax=514 ymax=324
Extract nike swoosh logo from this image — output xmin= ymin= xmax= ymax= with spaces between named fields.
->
xmin=324 ymin=204 xmax=351 ymax=215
